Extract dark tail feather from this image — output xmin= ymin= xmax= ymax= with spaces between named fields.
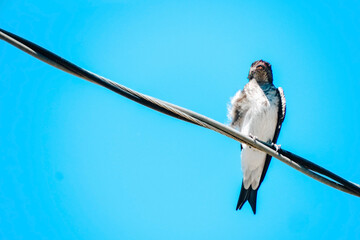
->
xmin=236 ymin=182 xmax=258 ymax=214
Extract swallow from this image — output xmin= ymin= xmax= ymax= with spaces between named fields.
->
xmin=228 ymin=60 xmax=286 ymax=214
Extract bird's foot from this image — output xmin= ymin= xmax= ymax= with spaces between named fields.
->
xmin=247 ymin=133 xmax=259 ymax=149
xmin=249 ymin=133 xmax=258 ymax=142
xmin=271 ymin=143 xmax=281 ymax=152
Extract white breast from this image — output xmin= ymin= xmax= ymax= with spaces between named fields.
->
xmin=240 ymin=80 xmax=279 ymax=189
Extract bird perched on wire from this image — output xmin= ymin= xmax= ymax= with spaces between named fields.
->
xmin=228 ymin=60 xmax=286 ymax=214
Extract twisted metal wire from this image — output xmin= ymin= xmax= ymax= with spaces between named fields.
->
xmin=1 ymin=28 xmax=359 ymax=197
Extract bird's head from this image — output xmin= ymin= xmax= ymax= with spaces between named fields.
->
xmin=248 ymin=60 xmax=273 ymax=84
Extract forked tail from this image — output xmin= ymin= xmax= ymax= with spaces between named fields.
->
xmin=236 ymin=182 xmax=258 ymax=214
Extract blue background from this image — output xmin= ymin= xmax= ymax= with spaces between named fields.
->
xmin=1 ymin=0 xmax=360 ymax=239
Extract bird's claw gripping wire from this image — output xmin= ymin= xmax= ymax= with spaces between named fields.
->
xmin=271 ymin=143 xmax=281 ymax=152
xmin=246 ymin=133 xmax=259 ymax=149
xmin=249 ymin=133 xmax=258 ymax=142
xmin=249 ymin=134 xmax=281 ymax=153
xmin=266 ymin=139 xmax=281 ymax=152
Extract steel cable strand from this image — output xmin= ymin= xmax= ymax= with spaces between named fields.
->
xmin=1 ymin=28 xmax=359 ymax=197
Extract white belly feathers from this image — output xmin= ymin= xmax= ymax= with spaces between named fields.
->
xmin=240 ymin=80 xmax=279 ymax=190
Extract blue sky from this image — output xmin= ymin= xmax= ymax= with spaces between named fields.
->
xmin=1 ymin=0 xmax=360 ymax=239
